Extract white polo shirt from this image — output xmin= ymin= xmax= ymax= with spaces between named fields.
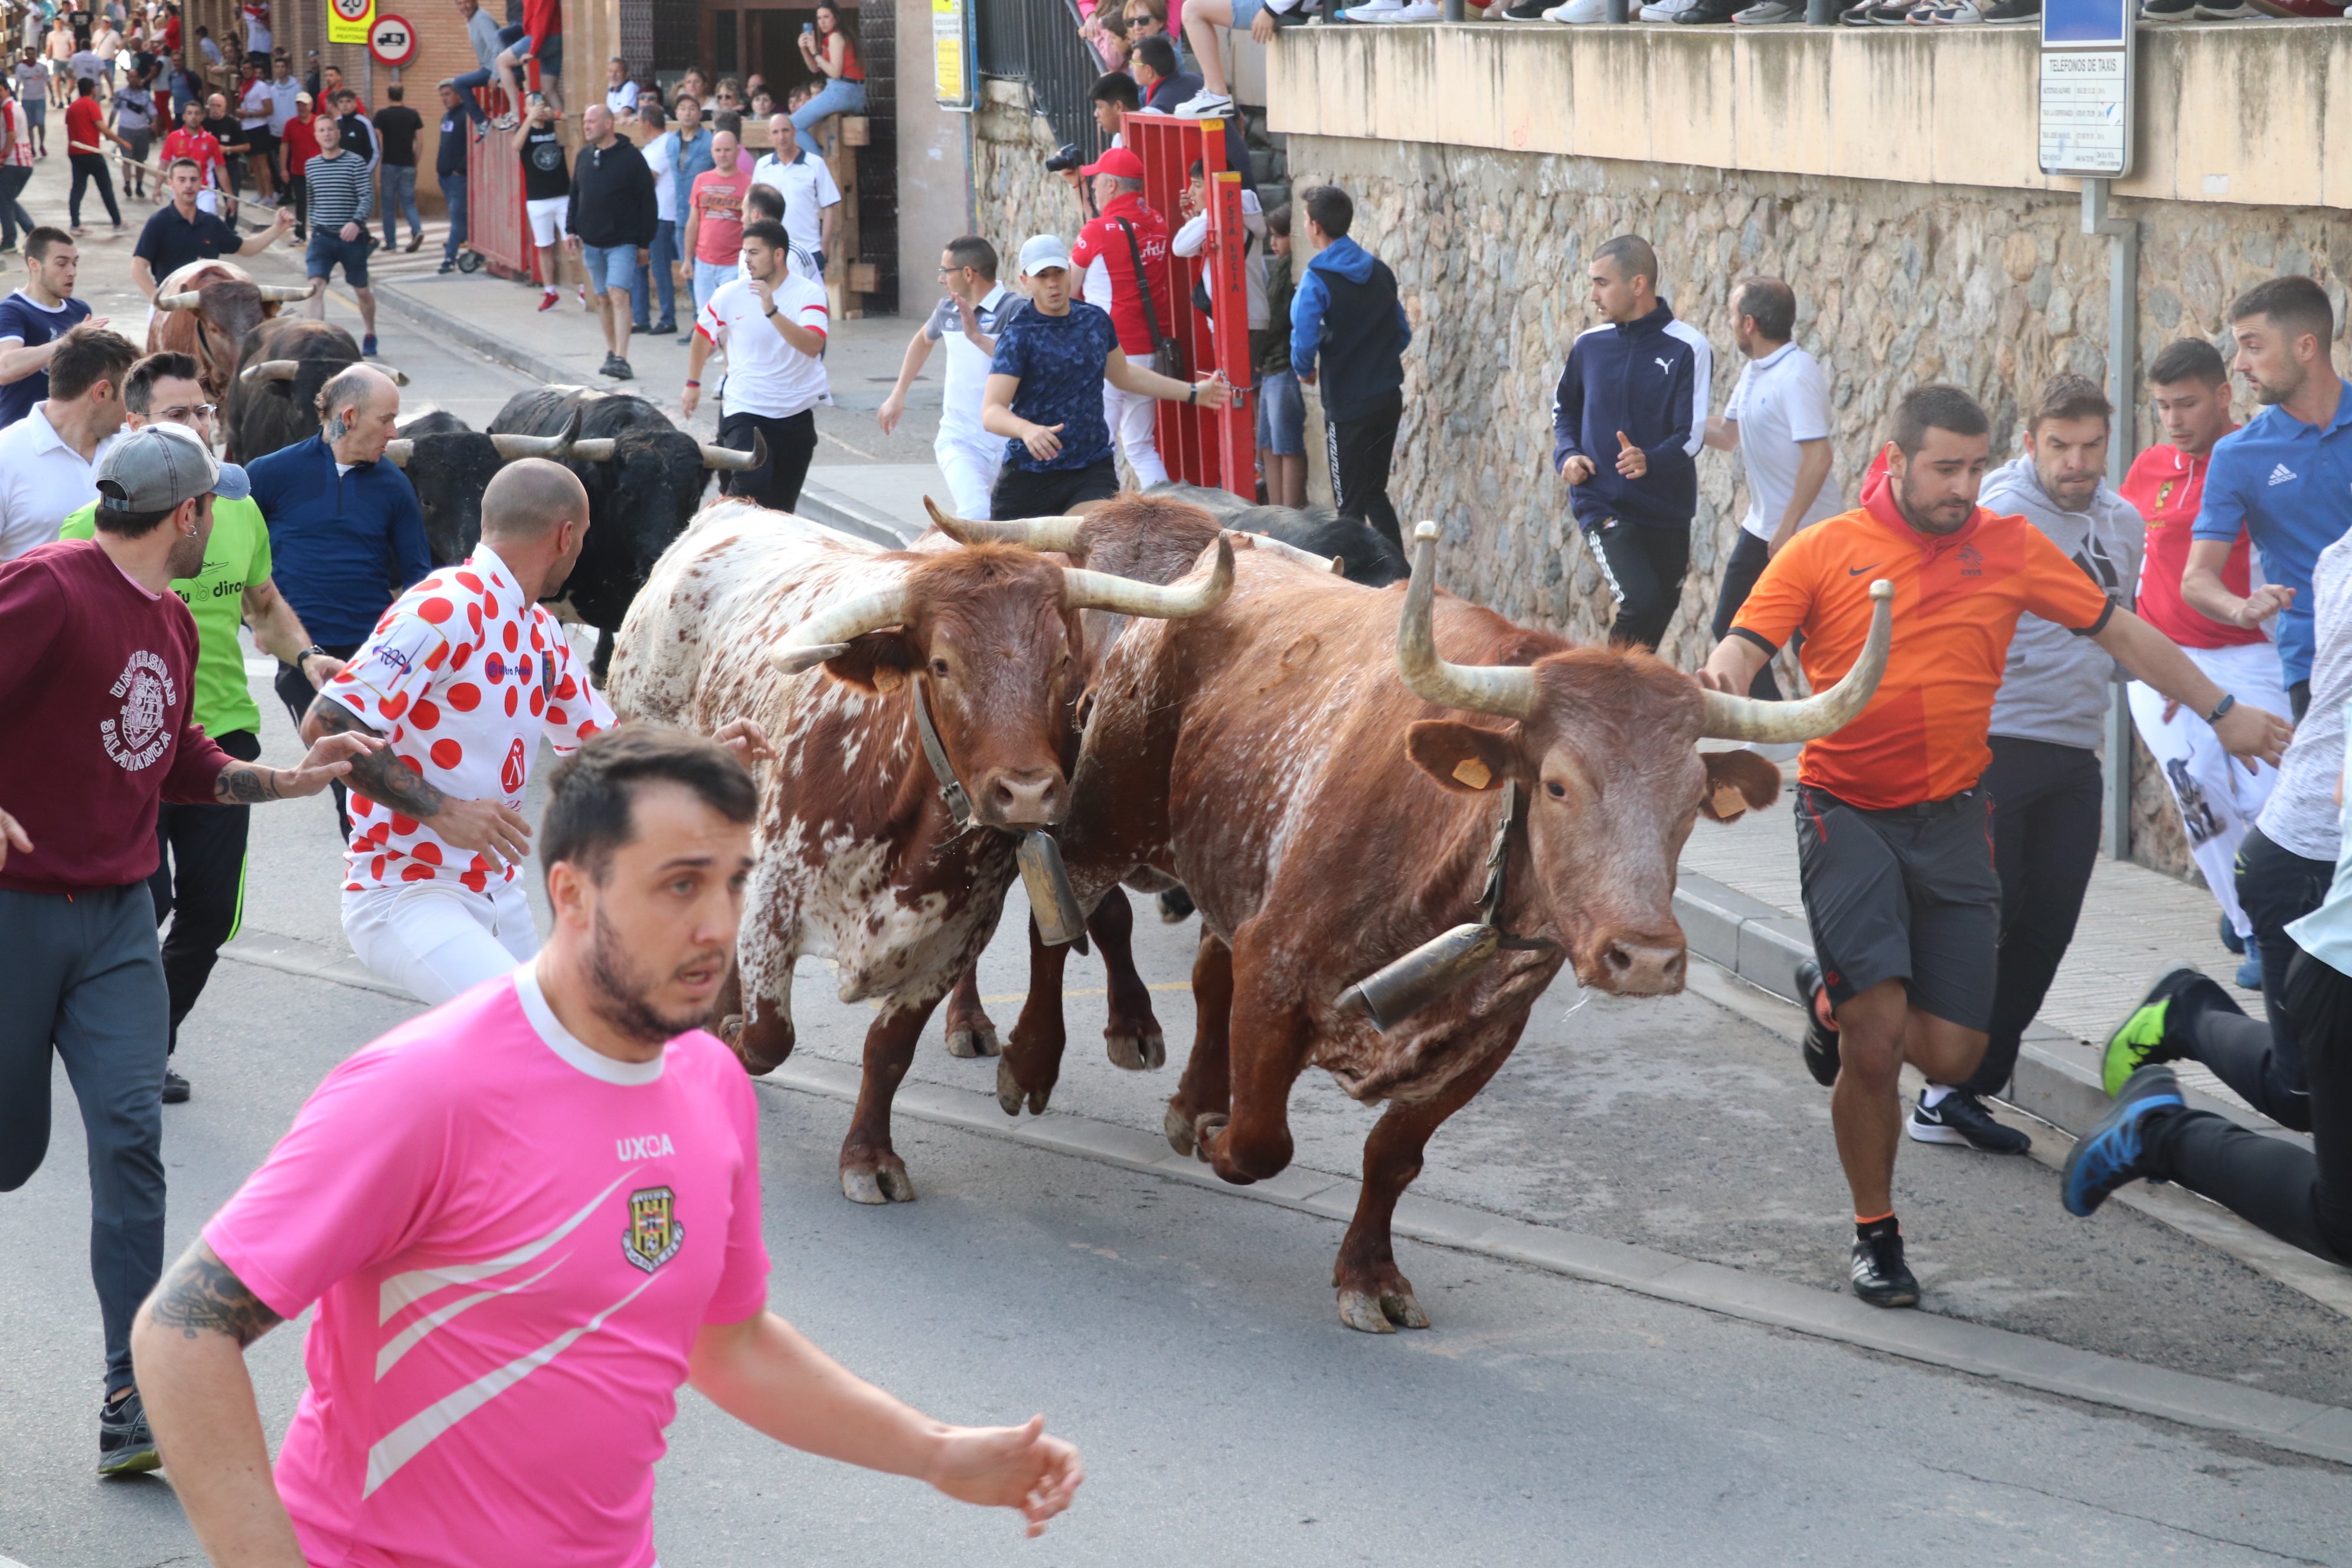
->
xmin=0 ymin=401 xmax=114 ymax=561
xmin=924 ymin=283 xmax=1017 ymax=443
xmin=1723 ymin=340 xmax=1840 ymax=543
xmin=696 ymin=273 xmax=829 ymax=420
xmin=749 ymin=149 xmax=839 ymax=277
xmin=642 ymin=129 xmax=678 ymax=224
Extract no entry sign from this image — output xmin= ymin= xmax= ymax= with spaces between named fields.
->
xmin=368 ymin=11 xmax=417 ymax=67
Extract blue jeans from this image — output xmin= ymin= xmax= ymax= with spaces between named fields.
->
xmin=790 ymin=76 xmax=864 ymax=157
xmin=440 ymin=172 xmax=468 ymax=263
xmin=631 ymin=217 xmax=677 ymax=328
xmin=452 ymin=66 xmax=493 ymax=125
xmin=582 ymin=240 xmax=639 ymax=295
xmin=692 ymin=257 xmax=732 ymax=316
xmin=379 ymin=162 xmax=420 ymax=247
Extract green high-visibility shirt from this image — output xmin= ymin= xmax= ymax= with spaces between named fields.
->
xmin=59 ymin=495 xmax=271 ymax=739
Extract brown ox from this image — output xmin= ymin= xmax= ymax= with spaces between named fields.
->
xmin=606 ymin=499 xmax=1237 ymax=1203
xmin=1026 ymin=521 xmax=1890 ymax=1331
xmin=145 ymin=261 xmax=311 ymax=398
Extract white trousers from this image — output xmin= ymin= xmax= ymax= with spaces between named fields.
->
xmin=1102 ymin=381 xmax=1167 ymax=489
xmin=344 ymin=877 xmax=540 ymax=1005
xmin=935 ymin=427 xmax=1004 ymax=519
xmin=2126 ymin=638 xmax=2291 ymax=940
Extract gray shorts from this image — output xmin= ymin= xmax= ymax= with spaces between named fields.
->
xmin=1794 ymin=782 xmax=2001 ymax=1031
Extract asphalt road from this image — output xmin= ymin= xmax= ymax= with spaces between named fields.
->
xmin=5 ymin=152 xmax=2352 ymax=1568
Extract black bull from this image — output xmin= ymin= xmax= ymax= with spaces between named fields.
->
xmin=226 ymin=318 xmax=411 ymax=465
xmin=1144 ymin=482 xmax=1410 ymax=587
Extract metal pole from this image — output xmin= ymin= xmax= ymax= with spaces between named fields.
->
xmin=2084 ymin=176 xmax=2142 ymax=863
xmin=1806 ymin=0 xmax=1836 ymax=19
xmin=1445 ymin=0 xmax=1465 ymax=17
xmin=1608 ymin=0 xmax=1629 ymax=18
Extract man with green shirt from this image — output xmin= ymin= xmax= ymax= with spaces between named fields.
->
xmin=58 ymin=351 xmax=339 ymax=1103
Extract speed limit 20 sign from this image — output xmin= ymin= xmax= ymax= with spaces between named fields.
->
xmin=368 ymin=12 xmax=417 ymax=66
xmin=326 ymin=0 xmax=373 ymax=44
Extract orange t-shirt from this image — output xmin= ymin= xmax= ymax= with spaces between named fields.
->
xmin=1731 ymin=484 xmax=2116 ymax=810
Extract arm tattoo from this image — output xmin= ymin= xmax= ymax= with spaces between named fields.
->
xmin=214 ymin=763 xmax=283 ymax=805
xmin=149 ymin=1242 xmax=282 ymax=1348
xmin=307 ymin=692 xmax=450 ymax=817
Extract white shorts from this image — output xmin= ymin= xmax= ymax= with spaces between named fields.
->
xmin=935 ymin=427 xmax=1003 ymax=520
xmin=525 ymin=195 xmax=568 ymax=249
xmin=344 ymin=877 xmax=540 ymax=1005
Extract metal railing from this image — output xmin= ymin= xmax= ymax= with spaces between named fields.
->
xmin=976 ymin=0 xmax=1108 ymax=162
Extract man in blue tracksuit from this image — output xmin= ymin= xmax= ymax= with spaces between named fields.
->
xmin=1551 ymin=233 xmax=1713 ymax=651
xmin=1291 ymin=184 xmax=1410 ymax=557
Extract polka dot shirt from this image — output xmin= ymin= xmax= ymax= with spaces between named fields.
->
xmin=323 ymin=545 xmax=615 ymax=894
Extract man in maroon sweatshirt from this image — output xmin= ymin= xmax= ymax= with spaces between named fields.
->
xmin=0 ymin=422 xmax=379 ymax=1476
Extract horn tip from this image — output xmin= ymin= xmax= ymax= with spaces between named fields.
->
xmin=766 ymin=642 xmax=851 ymax=676
xmin=1413 ymin=521 xmax=1440 ymax=544
xmin=1869 ymin=579 xmax=1893 ymax=601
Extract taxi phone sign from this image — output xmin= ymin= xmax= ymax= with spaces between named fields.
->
xmin=327 ymin=0 xmax=374 ymax=46
xmin=368 ymin=11 xmax=417 ymax=67
xmin=2039 ymin=0 xmax=2134 ymax=178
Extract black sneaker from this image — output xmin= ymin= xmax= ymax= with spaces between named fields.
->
xmin=2137 ymin=0 xmax=2194 ymax=19
xmin=99 ymin=1386 xmax=160 ymax=1476
xmin=1675 ymin=0 xmax=1746 ymax=20
xmin=653 ymin=318 xmax=678 ymax=335
xmin=1907 ymin=1089 xmax=2029 ymax=1153
xmin=1849 ymin=1230 xmax=1920 ymax=1308
xmin=599 ymin=352 xmax=625 ymax=378
xmin=161 ymin=1068 xmax=190 ymax=1104
xmin=1979 ymin=0 xmax=2037 ymax=17
xmin=1796 ymin=959 xmax=1840 ymax=1087
xmin=1502 ymin=0 xmax=1551 ymax=15
xmin=609 ymin=357 xmax=634 ymax=381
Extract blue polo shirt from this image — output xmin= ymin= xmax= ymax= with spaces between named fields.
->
xmin=2194 ymin=378 xmax=2352 ymax=689
xmin=988 ymin=300 xmax=1118 ymax=473
xmin=246 ymin=433 xmax=432 ymax=646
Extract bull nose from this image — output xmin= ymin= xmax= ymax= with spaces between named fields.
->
xmin=977 ymin=768 xmax=1066 ymax=829
xmin=1596 ymin=940 xmax=1686 ymax=997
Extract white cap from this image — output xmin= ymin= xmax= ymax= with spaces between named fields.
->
xmin=1018 ymin=233 xmax=1072 ymax=276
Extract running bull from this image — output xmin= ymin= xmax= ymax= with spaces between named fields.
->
xmin=226 ymin=318 xmax=408 ymax=463
xmin=606 ymin=499 xmax=1236 ymax=1204
xmin=378 ymin=411 xmax=583 ymax=566
xmin=145 ymin=260 xmax=312 ymax=400
xmin=1024 ymin=521 xmax=1892 ymax=1332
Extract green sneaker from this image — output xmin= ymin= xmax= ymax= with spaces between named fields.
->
xmin=2100 ymin=962 xmax=2201 ymax=1097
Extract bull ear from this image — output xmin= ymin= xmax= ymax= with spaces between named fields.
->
xmin=819 ymin=629 xmax=920 ymax=695
xmin=1404 ymin=720 xmax=1519 ymax=795
xmin=1699 ymin=748 xmax=1782 ymax=824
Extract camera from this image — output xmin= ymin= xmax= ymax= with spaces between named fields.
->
xmin=1044 ymin=142 xmax=1083 ymax=174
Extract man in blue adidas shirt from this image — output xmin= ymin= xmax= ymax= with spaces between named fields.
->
xmin=1290 ymin=184 xmax=1410 ymax=559
xmin=2183 ymin=275 xmax=2352 ymax=723
xmin=1551 ymin=233 xmax=1712 ymax=653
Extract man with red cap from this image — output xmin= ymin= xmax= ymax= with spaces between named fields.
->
xmin=1067 ymin=145 xmax=1174 ymax=488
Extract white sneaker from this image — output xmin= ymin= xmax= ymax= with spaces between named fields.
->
xmin=1173 ymin=90 xmax=1233 ymax=116
xmin=1732 ymin=0 xmax=1802 ymax=18
xmin=1342 ymin=0 xmax=1402 ymax=18
xmin=1544 ymin=0 xmax=1610 ymax=18
xmin=1382 ymin=0 xmax=1443 ymax=14
xmin=1638 ymin=0 xmax=1697 ymax=15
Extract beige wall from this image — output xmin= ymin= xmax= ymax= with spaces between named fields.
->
xmin=895 ymin=0 xmax=973 ymax=300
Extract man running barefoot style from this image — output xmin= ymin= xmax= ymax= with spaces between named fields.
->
xmin=133 ymin=725 xmax=1084 ymax=1563
xmin=1697 ymin=384 xmax=2294 ymax=1308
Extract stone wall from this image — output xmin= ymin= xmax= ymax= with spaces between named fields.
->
xmin=969 ymin=91 xmax=2348 ymax=878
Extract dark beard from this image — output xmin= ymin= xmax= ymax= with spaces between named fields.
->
xmin=586 ymin=906 xmax=718 ymax=1046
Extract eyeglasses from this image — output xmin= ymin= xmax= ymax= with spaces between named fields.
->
xmin=154 ymin=403 xmax=215 ymax=422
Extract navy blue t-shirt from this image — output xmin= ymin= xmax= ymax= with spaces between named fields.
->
xmin=0 ymin=292 xmax=92 ymax=429
xmin=988 ymin=300 xmax=1118 ymax=473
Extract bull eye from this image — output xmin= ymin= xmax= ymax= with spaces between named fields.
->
xmin=930 ymin=657 xmax=950 ymax=678
xmin=1545 ymin=780 xmax=1567 ymax=800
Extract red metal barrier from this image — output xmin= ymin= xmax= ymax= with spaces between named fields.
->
xmin=1121 ymin=113 xmax=1253 ymax=500
xmin=460 ymin=69 xmax=539 ymax=279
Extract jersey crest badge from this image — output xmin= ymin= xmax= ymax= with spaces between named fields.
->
xmin=501 ymin=734 xmax=528 ymax=795
xmin=623 ymin=1186 xmax=685 ymax=1273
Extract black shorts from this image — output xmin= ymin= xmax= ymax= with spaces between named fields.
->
xmin=1794 ymin=782 xmax=2001 ymax=1031
xmin=989 ymin=456 xmax=1118 ymax=520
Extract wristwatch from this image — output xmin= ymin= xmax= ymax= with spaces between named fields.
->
xmin=2206 ymin=693 xmax=2237 ymax=725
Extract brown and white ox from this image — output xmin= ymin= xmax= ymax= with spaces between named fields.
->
xmin=145 ymin=260 xmax=313 ymax=400
xmin=1025 ymin=521 xmax=1891 ymax=1332
xmin=605 ymin=499 xmax=1237 ymax=1203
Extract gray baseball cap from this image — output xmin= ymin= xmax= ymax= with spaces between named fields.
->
xmin=1018 ymin=233 xmax=1072 ymax=275
xmin=95 ymin=422 xmax=250 ymax=514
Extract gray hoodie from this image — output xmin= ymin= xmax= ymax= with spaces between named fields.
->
xmin=1982 ymin=454 xmax=2143 ymax=753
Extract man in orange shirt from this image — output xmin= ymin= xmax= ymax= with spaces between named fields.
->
xmin=1699 ymin=384 xmax=2293 ymax=1309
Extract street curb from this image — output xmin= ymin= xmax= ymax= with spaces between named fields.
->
xmin=1670 ymin=870 xmax=2298 ymax=1147
xmin=368 ymin=278 xmax=583 ymax=388
xmin=755 ymin=1058 xmax=2352 ymax=1469
xmin=795 ymin=478 xmax=916 ymax=548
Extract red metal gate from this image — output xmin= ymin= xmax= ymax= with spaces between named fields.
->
xmin=1121 ymin=113 xmax=1253 ymax=501
xmin=461 ymin=67 xmax=540 ymax=279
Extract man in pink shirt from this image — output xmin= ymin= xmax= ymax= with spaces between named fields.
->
xmin=133 ymin=725 xmax=1085 ymax=1565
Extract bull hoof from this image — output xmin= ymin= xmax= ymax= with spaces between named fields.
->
xmin=1106 ymin=1028 xmax=1166 ymax=1072
xmin=996 ymin=1057 xmax=1025 ymax=1117
xmin=947 ymin=1022 xmax=1002 ymax=1059
xmin=841 ymin=1165 xmax=917 ymax=1204
xmin=1336 ymin=1288 xmax=1430 ymax=1334
xmin=1192 ymin=1112 xmax=1229 ymax=1164
xmin=1026 ymin=1083 xmax=1052 ymax=1116
xmin=1164 ymin=1102 xmax=1197 ymax=1157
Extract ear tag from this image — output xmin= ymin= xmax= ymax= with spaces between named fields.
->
xmin=871 ymin=665 xmax=905 ymax=695
xmin=1453 ymin=757 xmax=1492 ymax=790
xmin=1710 ymin=782 xmax=1747 ymax=821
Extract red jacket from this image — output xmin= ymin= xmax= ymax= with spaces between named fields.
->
xmin=1070 ymin=191 xmax=1172 ymax=361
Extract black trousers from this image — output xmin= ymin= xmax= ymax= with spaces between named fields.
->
xmin=2209 ymin=824 xmax=2335 ymax=1129
xmin=67 ymin=151 xmax=120 ymax=228
xmin=0 ymin=165 xmax=34 ymax=249
xmin=2291 ymin=680 xmax=2311 ymax=722
xmin=1709 ymin=530 xmax=1782 ymax=700
xmin=274 ymin=643 xmax=360 ymax=839
xmin=1962 ymin=736 xmax=2103 ymax=1097
xmin=1586 ymin=516 xmax=1690 ymax=652
xmin=1325 ymin=387 xmax=1403 ymax=561
xmin=2153 ymin=950 xmax=2352 ymax=1263
xmin=148 ymin=728 xmax=260 ymax=1055
xmin=717 ymin=407 xmax=819 ymax=515
xmin=989 ymin=455 xmax=1119 ymax=520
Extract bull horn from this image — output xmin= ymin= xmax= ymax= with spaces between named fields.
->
xmin=153 ymin=291 xmax=202 ymax=311
xmin=256 ymin=285 xmax=313 ymax=303
xmin=240 ymin=359 xmax=298 ymax=384
xmin=377 ymin=365 xmax=411 ymax=387
xmin=1396 ymin=521 xmax=1538 ymax=719
xmin=488 ymin=409 xmax=582 ymax=460
xmin=569 ymin=438 xmax=617 ymax=461
xmin=698 ymin=430 xmax=767 ymax=472
xmin=1238 ymin=531 xmax=1341 ymax=574
xmin=381 ymin=439 xmax=413 ymax=467
xmin=764 ymin=585 xmax=909 ymax=675
xmin=1701 ymin=579 xmax=1894 ymax=743
xmin=923 ymin=495 xmax=1086 ymax=553
xmin=1060 ymin=534 xmax=1234 ymax=620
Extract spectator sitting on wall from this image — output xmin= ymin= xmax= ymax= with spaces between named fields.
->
xmin=1080 ymin=0 xmax=1131 ymax=71
xmin=748 ymin=86 xmax=772 ymax=122
xmin=1127 ymin=34 xmax=1194 ymax=116
xmin=711 ymin=76 xmax=741 ymax=113
xmin=492 ymin=0 xmax=563 ymax=120
xmin=1175 ymin=0 xmax=1304 ymax=120
xmin=603 ymin=55 xmax=636 ymax=119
